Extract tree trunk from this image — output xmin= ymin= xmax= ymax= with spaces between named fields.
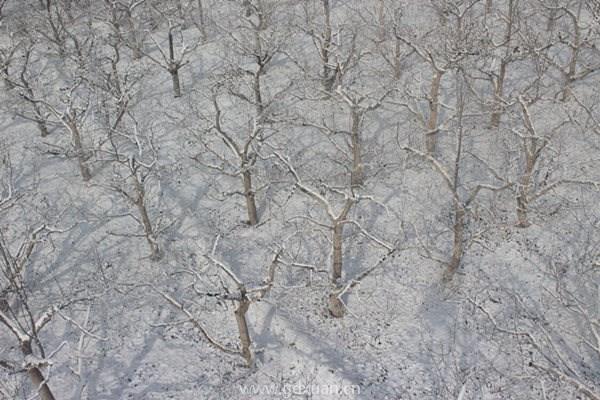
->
xmin=331 ymin=222 xmax=343 ymax=282
xmin=19 ymin=55 xmax=49 ymax=137
xmin=562 ymin=52 xmax=578 ymax=102
xmin=197 ymin=0 xmax=207 ymax=41
xmin=33 ymin=103 xmax=49 ymax=137
xmin=2 ymin=65 xmax=12 ymax=89
xmin=562 ymin=5 xmax=581 ymax=102
xmin=516 ymin=191 xmax=530 ymax=228
xmin=138 ymin=201 xmax=161 ymax=259
xmin=444 ymin=201 xmax=465 ymax=281
xmin=376 ymin=0 xmax=386 ymax=42
xmin=45 ymin=1 xmax=65 ymax=57
xmin=234 ymin=298 xmax=253 ymax=367
xmin=68 ymin=121 xmax=91 ymax=181
xmin=127 ymin=12 xmax=142 ymax=59
xmin=253 ymin=70 xmax=264 ymax=117
xmin=242 ymin=170 xmax=258 ymax=226
xmin=350 ymin=108 xmax=364 ymax=187
xmin=170 ymin=69 xmax=182 ymax=98
xmin=516 ymin=154 xmax=534 ymax=228
xmin=546 ymin=7 xmax=557 ymax=32
xmin=0 ymin=0 xmax=7 ymax=19
xmin=485 ymin=0 xmax=493 ymax=14
xmin=37 ymin=121 xmax=49 ymax=138
xmin=393 ymin=39 xmax=402 ymax=80
xmin=426 ymin=70 xmax=443 ymax=156
xmin=21 ymin=342 xmax=56 ymax=400
xmin=516 ymin=172 xmax=532 ymax=228
xmin=167 ymin=30 xmax=182 ymax=98
xmin=328 ymin=290 xmax=345 ymax=318
xmin=490 ymin=60 xmax=507 ymax=128
xmin=133 ymin=179 xmax=161 ymax=260
xmin=491 ymin=0 xmax=514 ymax=127
xmin=321 ymin=0 xmax=334 ymax=91
xmin=561 ymin=77 xmax=573 ymax=102
xmin=176 ymin=0 xmax=188 ymax=29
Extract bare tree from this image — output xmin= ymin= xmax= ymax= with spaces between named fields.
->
xmin=273 ymin=151 xmax=393 ymax=317
xmin=0 ymin=0 xmax=9 ymax=20
xmin=192 ymin=0 xmax=293 ymax=226
xmin=368 ymin=1 xmax=413 ymax=81
xmin=101 ymin=0 xmax=150 ymax=59
xmin=0 ymin=155 xmax=68 ymax=400
xmin=533 ymin=0 xmax=600 ymax=101
xmin=485 ymin=0 xmax=522 ymax=128
xmin=297 ymin=85 xmax=391 ymax=189
xmin=155 ymin=245 xmax=281 ymax=367
xmin=394 ymin=0 xmax=481 ymax=155
xmin=194 ymin=88 xmax=263 ymax=226
xmin=334 ymin=87 xmax=391 ymax=187
xmin=509 ymin=96 xmax=599 ymax=227
xmin=99 ymin=118 xmax=164 ymax=260
xmin=404 ymin=74 xmax=510 ymax=281
xmin=0 ymin=226 xmax=61 ymax=400
xmin=470 ymin=240 xmax=600 ymax=400
xmin=316 ymin=0 xmax=334 ymax=91
xmin=140 ymin=22 xmax=195 ymax=97
xmin=25 ymin=79 xmax=93 ymax=181
xmin=193 ymin=0 xmax=208 ymax=42
xmin=35 ymin=0 xmax=68 ymax=57
xmin=88 ymin=14 xmax=144 ymax=158
xmin=0 ymin=30 xmax=19 ymax=90
xmin=26 ymin=0 xmax=95 ymax=67
xmin=5 ymin=43 xmax=52 ymax=137
xmin=299 ymin=0 xmax=369 ymax=92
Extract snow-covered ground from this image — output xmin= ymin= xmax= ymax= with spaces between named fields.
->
xmin=1 ymin=1 xmax=599 ymax=399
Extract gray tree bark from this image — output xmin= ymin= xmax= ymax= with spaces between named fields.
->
xmin=426 ymin=70 xmax=443 ymax=155
xmin=242 ymin=169 xmax=258 ymax=226
xmin=234 ymin=298 xmax=253 ymax=367
xmin=21 ymin=341 xmax=56 ymax=400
